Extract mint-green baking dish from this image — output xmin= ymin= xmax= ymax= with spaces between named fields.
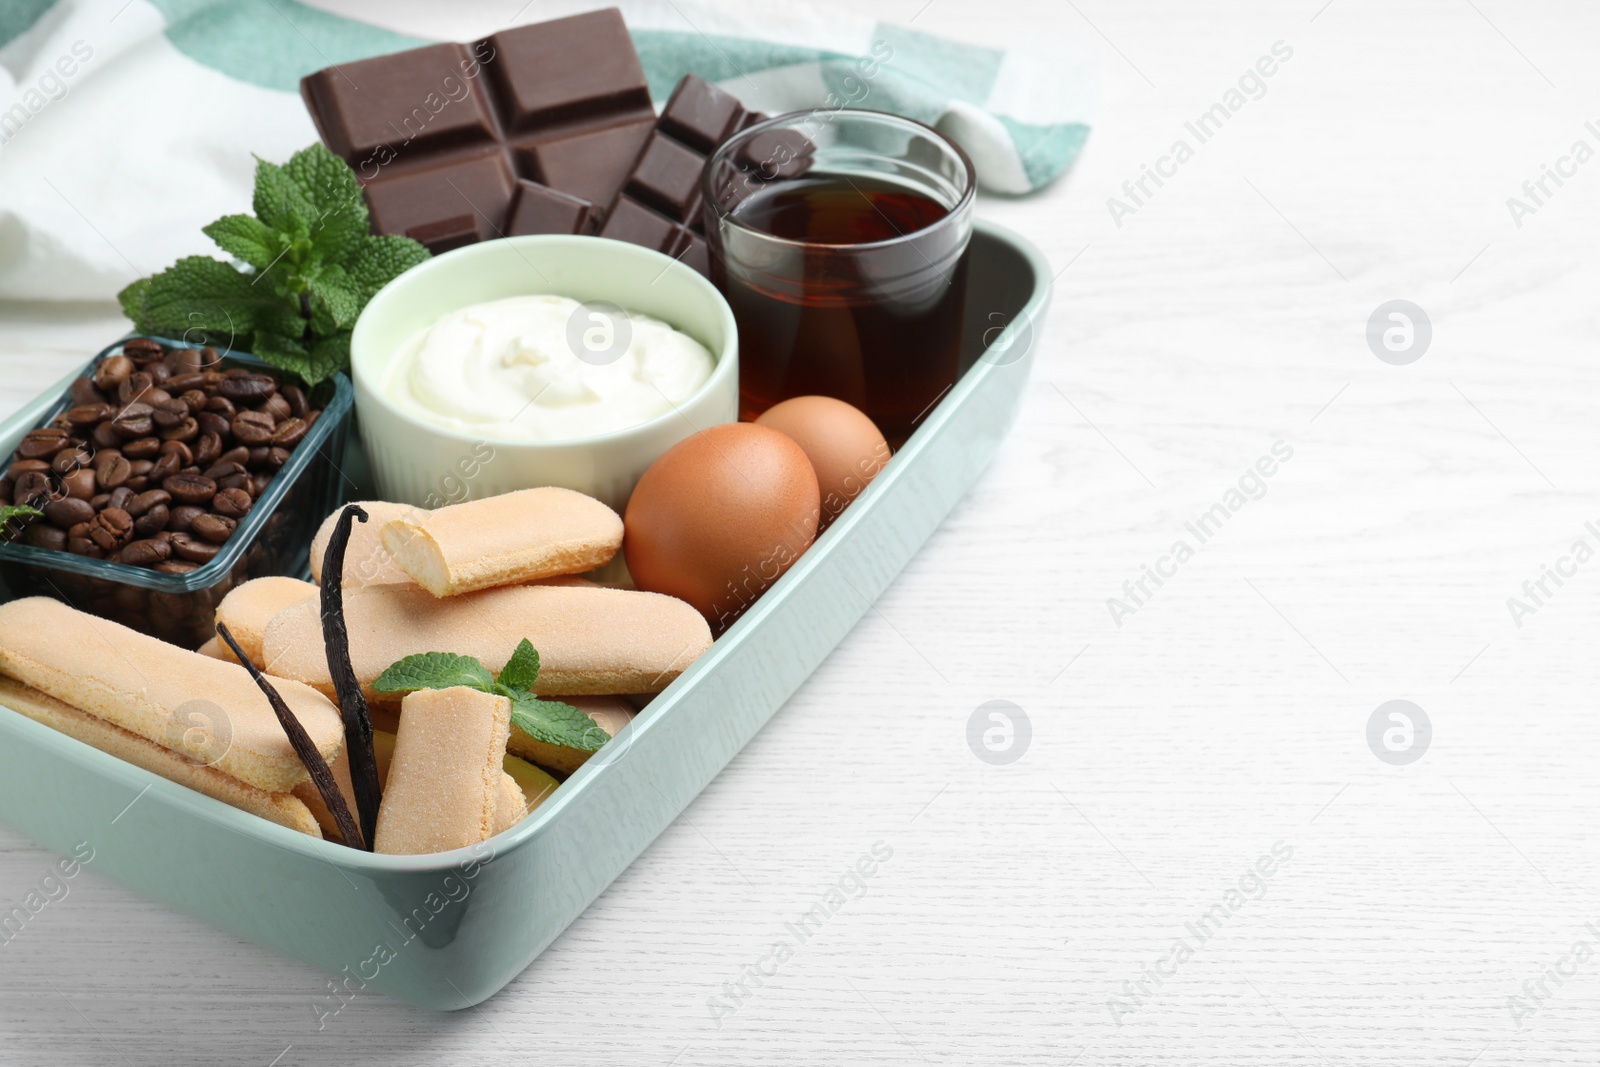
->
xmin=0 ymin=219 xmax=1049 ymax=1009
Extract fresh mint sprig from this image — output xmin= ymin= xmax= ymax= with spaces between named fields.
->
xmin=0 ymin=504 xmax=42 ymax=539
xmin=117 ymin=143 xmax=430 ymax=387
xmin=373 ymin=640 xmax=608 ymax=753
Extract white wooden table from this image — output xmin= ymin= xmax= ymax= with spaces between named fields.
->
xmin=4 ymin=0 xmax=1600 ymax=1062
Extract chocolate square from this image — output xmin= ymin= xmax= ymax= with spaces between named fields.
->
xmin=506 ymin=180 xmax=592 ymax=236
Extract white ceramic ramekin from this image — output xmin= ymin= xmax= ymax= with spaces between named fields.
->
xmin=350 ymin=236 xmax=738 ymax=513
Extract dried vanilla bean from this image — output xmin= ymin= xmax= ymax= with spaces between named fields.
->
xmin=217 ymin=622 xmax=363 ymax=849
xmin=320 ymin=504 xmax=380 ymax=850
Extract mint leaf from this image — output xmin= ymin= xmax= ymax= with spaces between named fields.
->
xmin=252 ymin=156 xmax=316 ymax=240
xmin=283 ymin=143 xmax=368 ymax=266
xmin=306 ymin=264 xmax=360 ymax=334
xmin=373 ymin=651 xmax=497 ymax=695
xmin=250 ymin=331 xmax=336 ymax=387
xmin=346 ymin=234 xmax=430 ymax=304
xmin=203 ymin=214 xmax=280 ymax=270
xmin=497 ymin=639 xmax=541 ymax=692
xmin=117 ymin=276 xmax=151 ymax=325
xmin=0 ymin=505 xmax=42 ymax=539
xmin=306 ymin=331 xmax=351 ymax=384
xmin=133 ymin=256 xmax=284 ymax=343
xmin=505 ymin=690 xmax=606 ymax=752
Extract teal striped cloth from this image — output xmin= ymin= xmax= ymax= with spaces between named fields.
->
xmin=0 ymin=0 xmax=1091 ymax=302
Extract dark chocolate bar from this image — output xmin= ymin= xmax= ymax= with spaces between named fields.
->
xmin=598 ymin=75 xmax=765 ymax=274
xmin=300 ymin=9 xmax=653 ymax=252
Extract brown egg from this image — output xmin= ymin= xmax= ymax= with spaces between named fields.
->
xmin=755 ymin=396 xmax=889 ymax=529
xmin=624 ymin=424 xmax=819 ymax=629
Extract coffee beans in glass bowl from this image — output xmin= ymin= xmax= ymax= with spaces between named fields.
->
xmin=0 ymin=337 xmax=353 ymax=646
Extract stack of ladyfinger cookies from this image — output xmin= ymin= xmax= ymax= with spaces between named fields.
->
xmin=0 ymin=486 xmax=711 ymax=854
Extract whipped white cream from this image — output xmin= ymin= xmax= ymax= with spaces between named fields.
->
xmin=383 ymin=295 xmax=714 ymax=442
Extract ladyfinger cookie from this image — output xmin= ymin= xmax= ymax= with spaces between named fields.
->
xmin=262 ymin=583 xmax=711 ymax=701
xmin=214 ymin=576 xmax=319 ymax=668
xmin=381 ymin=487 xmax=623 ymax=597
xmin=0 ymin=677 xmax=322 ymax=838
xmin=508 ymin=695 xmax=636 ymax=774
xmin=295 ymin=728 xmax=398 ymax=841
xmin=309 ymin=500 xmax=423 ymax=591
xmin=0 ymin=597 xmax=343 ymax=794
xmin=373 ymin=686 xmax=511 ymax=855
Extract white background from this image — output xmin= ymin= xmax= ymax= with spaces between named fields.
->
xmin=4 ymin=0 xmax=1600 ymax=1063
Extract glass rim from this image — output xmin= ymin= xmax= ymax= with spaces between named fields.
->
xmin=700 ymin=107 xmax=978 ymax=253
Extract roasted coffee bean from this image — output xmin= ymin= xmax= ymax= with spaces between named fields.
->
xmin=168 ymin=505 xmax=204 ymax=532
xmin=262 ymin=394 xmax=292 ymax=421
xmin=265 ymin=446 xmax=291 ymax=470
xmin=133 ymin=504 xmax=170 ymax=537
xmin=69 ymin=377 xmax=105 ymax=405
xmin=17 ymin=428 xmax=69 ymax=459
xmin=196 ymin=411 xmax=231 ymax=439
xmin=151 ymin=397 xmax=188 ymax=427
xmin=167 ymin=373 xmax=206 ymax=392
xmin=217 ymin=374 xmax=276 ymax=403
xmin=7 ymin=458 xmax=48 ymax=480
xmin=159 ymin=438 xmax=194 ymax=463
xmin=122 ymin=338 xmax=163 ymax=358
xmin=13 ymin=470 xmax=53 ymax=504
xmin=212 ymin=487 xmax=252 ymax=519
xmin=65 ymin=403 xmax=113 ymax=427
xmin=191 ymin=512 xmax=237 ymax=543
xmin=123 ymin=476 xmax=149 ymax=493
xmin=281 ymin=385 xmax=309 ymax=417
xmin=88 ymin=507 xmax=133 ymax=550
xmin=91 ymin=421 xmax=121 ymax=449
xmin=150 ymin=453 xmax=182 ymax=481
xmin=155 ymin=560 xmax=197 ymax=574
xmin=92 ymin=355 xmax=134 ymax=391
xmin=67 ymin=536 xmax=97 ymax=556
xmin=241 ymin=445 xmax=268 ymax=469
xmin=95 ymin=453 xmax=132 ymax=490
xmin=270 ymin=417 xmax=308 ymax=447
xmin=217 ymin=446 xmax=250 ymax=468
xmin=111 ymin=403 xmax=154 ymax=438
xmin=231 ymin=410 xmax=276 ymax=445
xmin=50 ymin=447 xmax=93 ymax=475
xmin=67 ymin=521 xmax=91 ymax=539
xmin=89 ymin=493 xmax=110 ymax=509
xmin=163 ymin=473 xmax=216 ymax=505
xmin=204 ymin=395 xmax=236 ymax=417
xmin=159 ymin=417 xmax=198 ymax=443
xmin=127 ymin=461 xmax=154 ymax=480
xmin=118 ymin=372 xmax=154 ymax=406
xmin=196 ymin=346 xmax=222 ymax=370
xmin=121 ymin=435 xmax=161 ymax=459
xmin=121 ymin=538 xmax=171 ymax=566
xmin=127 ymin=489 xmax=171 ymax=517
xmin=177 ymin=388 xmax=208 ymax=411
xmin=201 ymin=460 xmax=244 ymax=482
xmin=250 ymin=472 xmax=273 ymax=497
xmin=190 ymin=432 xmax=221 ymax=467
xmin=107 ymin=487 xmax=135 ymax=512
xmin=170 ymin=532 xmax=218 ymax=563
xmin=61 ymin=468 xmax=97 ymax=499
xmin=217 ymin=472 xmax=251 ymax=492
xmin=23 ymin=523 xmax=67 ymax=551
xmin=149 ymin=361 xmax=175 ymax=385
xmin=304 ymin=410 xmax=320 ymax=430
xmin=43 ymin=496 xmax=94 ymax=528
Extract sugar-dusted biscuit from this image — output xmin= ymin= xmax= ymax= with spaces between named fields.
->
xmin=214 ymin=576 xmax=319 ymax=668
xmin=309 ymin=500 xmax=424 ymax=590
xmin=0 ymin=677 xmax=322 ymax=837
xmin=492 ymin=773 xmax=527 ymax=835
xmin=196 ymin=636 xmax=228 ymax=661
xmin=382 ymin=487 xmax=623 ymax=597
xmin=0 ymin=597 xmax=343 ymax=794
xmin=509 ymin=695 xmax=636 ymax=774
xmin=262 ymin=583 xmax=710 ymax=701
xmin=374 ymin=686 xmax=511 ymax=855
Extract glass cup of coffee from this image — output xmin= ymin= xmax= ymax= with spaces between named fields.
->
xmin=701 ymin=109 xmax=977 ymax=447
